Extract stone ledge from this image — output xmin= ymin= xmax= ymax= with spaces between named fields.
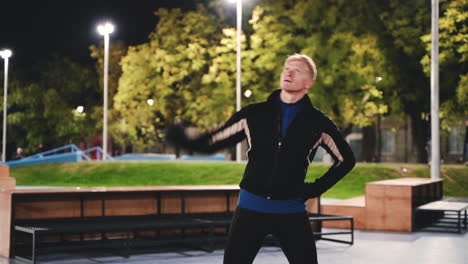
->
xmin=0 ymin=177 xmax=16 ymax=190
xmin=0 ymin=165 xmax=9 ymax=178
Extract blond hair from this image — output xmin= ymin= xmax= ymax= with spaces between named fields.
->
xmin=285 ymin=54 xmax=317 ymax=81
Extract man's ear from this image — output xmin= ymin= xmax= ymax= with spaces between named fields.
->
xmin=305 ymin=79 xmax=314 ymax=89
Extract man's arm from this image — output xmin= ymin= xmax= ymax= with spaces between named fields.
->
xmin=166 ymin=106 xmax=250 ymax=154
xmin=302 ymin=117 xmax=356 ymax=198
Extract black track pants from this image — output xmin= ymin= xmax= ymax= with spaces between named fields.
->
xmin=223 ymin=207 xmax=318 ymax=264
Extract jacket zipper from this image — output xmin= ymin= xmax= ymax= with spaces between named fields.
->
xmin=269 ymin=111 xmax=282 ymax=200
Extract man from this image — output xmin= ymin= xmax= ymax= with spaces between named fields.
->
xmin=168 ymin=54 xmax=356 ymax=264
xmin=13 ymin=147 xmax=25 ymax=160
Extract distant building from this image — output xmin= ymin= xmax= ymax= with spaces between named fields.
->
xmin=342 ymin=116 xmax=466 ymax=164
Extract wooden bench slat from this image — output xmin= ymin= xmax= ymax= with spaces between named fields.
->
xmin=417 ymin=201 xmax=468 ymax=211
xmin=15 ymin=215 xmax=215 ymax=235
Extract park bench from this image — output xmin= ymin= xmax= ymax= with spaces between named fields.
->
xmin=308 ymin=213 xmax=354 ymax=244
xmin=308 ymin=196 xmax=354 ymax=245
xmin=192 ymin=209 xmax=355 ymax=245
xmin=13 ymin=214 xmax=218 ymax=264
xmin=14 ymin=211 xmax=354 ymax=264
xmin=10 ymin=188 xmax=238 ymax=264
xmin=13 ymin=202 xmax=354 ymax=264
xmin=415 ymin=200 xmax=468 ymax=234
xmin=9 ymin=187 xmax=353 ymax=264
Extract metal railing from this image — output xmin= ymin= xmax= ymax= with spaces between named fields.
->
xmin=3 ymin=144 xmax=113 ymax=168
xmin=83 ymin=146 xmax=113 ymax=161
xmin=23 ymin=144 xmax=90 ymax=160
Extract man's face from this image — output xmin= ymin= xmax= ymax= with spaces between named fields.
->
xmin=280 ymin=60 xmax=313 ymax=93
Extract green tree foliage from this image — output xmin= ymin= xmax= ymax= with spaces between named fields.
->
xmin=421 ymin=0 xmax=467 ymax=129
xmin=370 ymin=0 xmax=432 ymax=161
xmin=246 ymin=3 xmax=296 ymax=101
xmin=90 ymin=40 xmax=127 ymax=107
xmin=115 ymin=6 xmax=222 ymax=148
xmin=110 ymin=0 xmax=464 ymax=163
xmin=4 ymin=56 xmax=99 ymax=156
xmin=202 ymin=1 xmax=392 ymax=136
xmin=375 ymin=0 xmax=432 ymax=111
xmin=246 ymin=0 xmax=392 ymax=134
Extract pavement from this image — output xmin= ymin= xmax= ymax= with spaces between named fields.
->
xmin=1 ymin=229 xmax=467 ymax=264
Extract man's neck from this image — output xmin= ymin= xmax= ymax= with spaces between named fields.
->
xmin=280 ymin=90 xmax=306 ymax=103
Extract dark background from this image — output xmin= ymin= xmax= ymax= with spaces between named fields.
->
xmin=0 ymin=1 xmax=200 ymax=67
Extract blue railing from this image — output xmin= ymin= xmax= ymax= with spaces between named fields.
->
xmin=22 ymin=144 xmax=90 ymax=160
xmin=6 ymin=152 xmax=85 ymax=168
xmin=83 ymin=146 xmax=113 ymax=161
xmin=181 ymin=153 xmax=225 ymax=161
xmin=2 ymin=144 xmax=225 ymax=168
xmin=113 ymin=153 xmax=176 ymax=161
xmin=4 ymin=144 xmax=113 ymax=168
xmin=112 ymin=153 xmax=225 ymax=161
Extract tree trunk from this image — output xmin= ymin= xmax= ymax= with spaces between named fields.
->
xmin=409 ymin=112 xmax=429 ymax=163
xmin=362 ymin=125 xmax=377 ymax=162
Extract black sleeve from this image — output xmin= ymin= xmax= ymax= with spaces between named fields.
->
xmin=166 ymin=106 xmax=250 ymax=154
xmin=302 ymin=117 xmax=356 ymax=198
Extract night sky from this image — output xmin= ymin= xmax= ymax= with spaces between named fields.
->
xmin=1 ymin=0 xmax=200 ymax=68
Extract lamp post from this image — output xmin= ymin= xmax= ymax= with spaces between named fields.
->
xmin=430 ymin=0 xmax=440 ymax=179
xmin=97 ymin=22 xmax=114 ymax=160
xmin=228 ymin=0 xmax=243 ymax=163
xmin=0 ymin=49 xmax=12 ymax=163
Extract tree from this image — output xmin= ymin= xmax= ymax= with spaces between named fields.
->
xmin=111 ymin=0 xmax=464 ymax=163
xmin=3 ymin=56 xmax=99 ymax=157
xmin=370 ymin=0 xmax=431 ymax=162
xmin=246 ymin=0 xmax=392 ymax=135
xmin=90 ymin=40 xmax=127 ymax=108
xmin=115 ymin=6 xmax=223 ymax=149
xmin=248 ymin=0 xmax=458 ymax=162
xmin=421 ymin=0 xmax=468 ymax=130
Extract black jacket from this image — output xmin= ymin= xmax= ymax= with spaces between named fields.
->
xmin=174 ymin=90 xmax=356 ymax=200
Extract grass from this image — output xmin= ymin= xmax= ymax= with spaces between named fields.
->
xmin=10 ymin=162 xmax=468 ymax=199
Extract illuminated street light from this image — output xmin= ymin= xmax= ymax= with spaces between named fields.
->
xmin=76 ymin=106 xmax=84 ymax=113
xmin=0 ymin=49 xmax=12 ymax=162
xmin=244 ymin=89 xmax=252 ymax=98
xmin=147 ymin=99 xmax=154 ymax=106
xmin=97 ymin=22 xmax=114 ymax=160
xmin=97 ymin=22 xmax=114 ymax=36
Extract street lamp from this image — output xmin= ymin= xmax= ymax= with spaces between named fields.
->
xmin=0 ymin=49 xmax=12 ymax=163
xmin=244 ymin=89 xmax=252 ymax=98
xmin=228 ymin=0 xmax=243 ymax=163
xmin=97 ymin=22 xmax=114 ymax=160
xmin=430 ymin=0 xmax=440 ymax=179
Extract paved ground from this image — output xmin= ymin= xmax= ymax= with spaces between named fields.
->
xmin=2 ymin=229 xmax=467 ymax=264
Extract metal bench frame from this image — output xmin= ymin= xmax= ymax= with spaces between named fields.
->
xmin=14 ymin=214 xmax=216 ymax=264
xmin=11 ymin=191 xmax=354 ymax=263
xmin=308 ymin=213 xmax=354 ymax=244
xmin=415 ymin=201 xmax=468 ymax=234
xmin=308 ymin=197 xmax=354 ymax=245
xmin=11 ymin=190 xmax=235 ymax=264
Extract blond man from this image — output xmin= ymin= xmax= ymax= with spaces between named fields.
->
xmin=168 ymin=54 xmax=355 ymax=264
